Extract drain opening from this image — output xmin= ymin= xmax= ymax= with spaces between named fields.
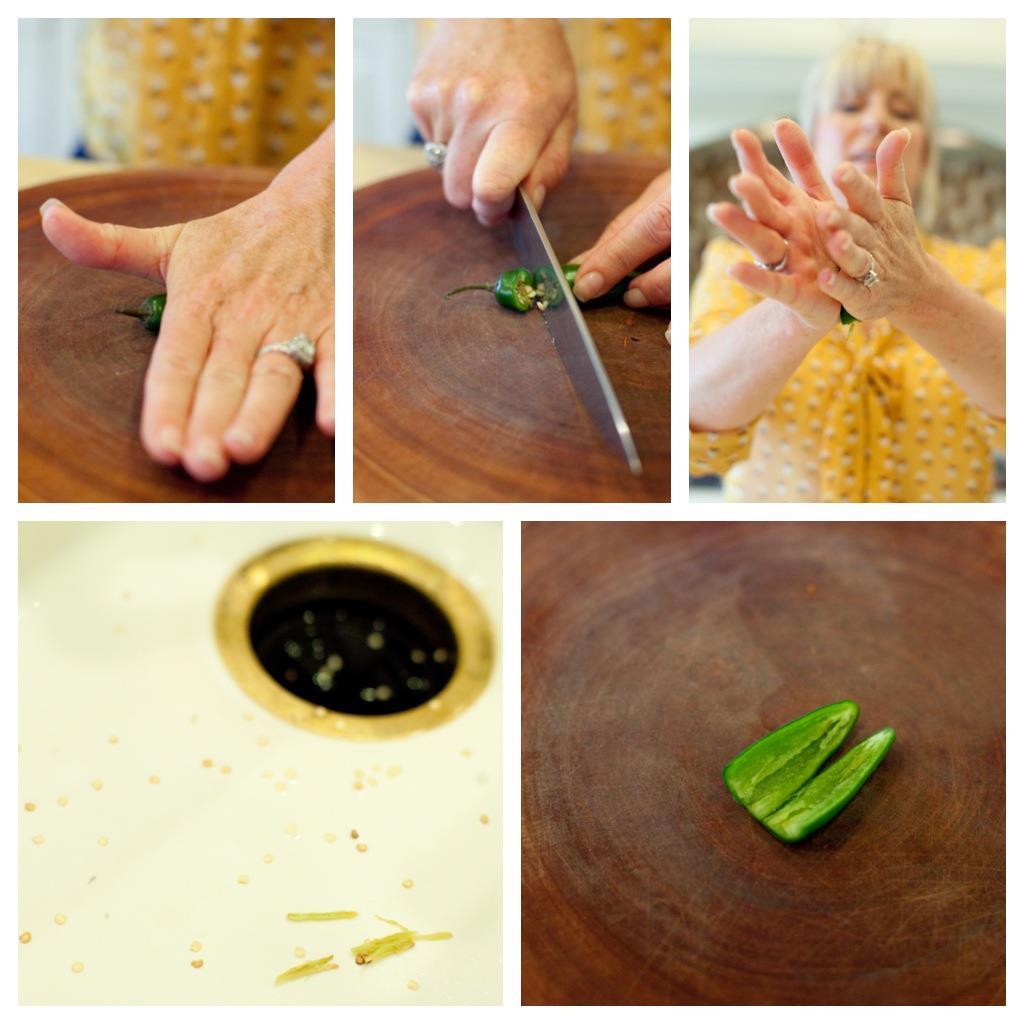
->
xmin=248 ymin=567 xmax=458 ymax=716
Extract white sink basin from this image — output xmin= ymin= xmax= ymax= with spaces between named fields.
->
xmin=19 ymin=522 xmax=501 ymax=1005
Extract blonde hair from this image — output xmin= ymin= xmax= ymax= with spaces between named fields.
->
xmin=799 ymin=37 xmax=939 ymax=229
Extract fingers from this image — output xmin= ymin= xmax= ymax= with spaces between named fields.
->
xmin=727 ymin=259 xmax=800 ymax=308
xmin=731 ymin=128 xmax=793 ymax=202
xmin=815 ymin=204 xmax=874 ymax=249
xmin=180 ymin=331 xmax=255 ymax=482
xmin=572 ymin=185 xmax=670 ymax=302
xmin=471 ymin=119 xmax=547 ymax=225
xmin=822 ymin=229 xmax=873 ymax=281
xmin=222 ymin=352 xmax=303 ymax=465
xmin=707 ymin=202 xmax=787 ymax=266
xmin=832 ymin=162 xmax=884 ymax=221
xmin=568 ymin=169 xmax=669 ymax=263
xmin=876 ymin=127 xmax=913 ymax=205
xmin=623 ymin=258 xmax=670 ymax=308
xmin=818 ymin=265 xmax=868 ymax=311
xmin=39 ymin=199 xmax=178 ymax=282
xmin=727 ymin=173 xmax=790 ymax=235
xmin=139 ymin=296 xmax=214 ymax=466
xmin=773 ymin=118 xmax=832 ymax=201
xmin=521 ymin=114 xmax=576 ymax=212
xmin=314 ymin=325 xmax=335 ymax=437
xmin=442 ymin=120 xmax=487 ymax=210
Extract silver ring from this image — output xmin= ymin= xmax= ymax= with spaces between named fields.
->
xmin=856 ymin=255 xmax=879 ymax=289
xmin=754 ymin=239 xmax=788 ymax=273
xmin=258 ymin=333 xmax=316 ymax=372
xmin=424 ymin=141 xmax=447 ymax=170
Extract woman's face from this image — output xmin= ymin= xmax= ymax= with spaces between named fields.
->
xmin=813 ymin=82 xmax=927 ymax=199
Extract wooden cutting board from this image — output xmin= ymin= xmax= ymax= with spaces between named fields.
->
xmin=19 ymin=169 xmax=334 ymax=502
xmin=522 ymin=522 xmax=1005 ymax=1005
xmin=354 ymin=154 xmax=670 ymax=502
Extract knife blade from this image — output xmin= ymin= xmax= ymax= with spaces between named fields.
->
xmin=510 ymin=187 xmax=642 ymax=475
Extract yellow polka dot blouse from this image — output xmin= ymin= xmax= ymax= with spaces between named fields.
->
xmin=81 ymin=18 xmax=334 ymax=167
xmin=690 ymin=235 xmax=1006 ymax=502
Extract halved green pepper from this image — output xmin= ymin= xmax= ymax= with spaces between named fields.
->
xmin=723 ymin=699 xmax=859 ymax=821
xmin=445 ymin=268 xmax=536 ymax=312
xmin=117 ymin=293 xmax=166 ymax=333
xmin=762 ymin=727 xmax=895 ymax=842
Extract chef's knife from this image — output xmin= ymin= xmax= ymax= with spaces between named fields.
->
xmin=511 ymin=187 xmax=642 ymax=475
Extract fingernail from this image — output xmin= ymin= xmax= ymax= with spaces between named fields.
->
xmin=158 ymin=425 xmax=182 ymax=455
xmin=623 ymin=288 xmax=649 ymax=308
xmin=573 ymin=271 xmax=604 ymax=302
xmin=664 ymin=326 xmax=672 ymax=345
xmin=532 ymin=184 xmax=546 ymax=209
xmin=39 ymin=197 xmax=63 ymax=217
xmin=838 ymin=167 xmax=854 ymax=184
xmin=225 ymin=426 xmax=254 ymax=451
xmin=193 ymin=437 xmax=224 ymax=471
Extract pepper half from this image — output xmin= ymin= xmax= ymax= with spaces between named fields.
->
xmin=117 ymin=293 xmax=166 ymax=333
xmin=445 ymin=268 xmax=536 ymax=312
xmin=761 ymin=727 xmax=895 ymax=842
xmin=723 ymin=699 xmax=859 ymax=821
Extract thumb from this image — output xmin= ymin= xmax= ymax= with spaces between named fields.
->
xmin=876 ymin=128 xmax=913 ymax=205
xmin=39 ymin=198 xmax=180 ymax=283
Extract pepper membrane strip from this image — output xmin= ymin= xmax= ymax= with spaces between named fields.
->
xmin=762 ymin=727 xmax=895 ymax=842
xmin=723 ymin=700 xmax=859 ymax=820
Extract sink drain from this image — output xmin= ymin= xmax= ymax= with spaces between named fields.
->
xmin=215 ymin=537 xmax=493 ymax=740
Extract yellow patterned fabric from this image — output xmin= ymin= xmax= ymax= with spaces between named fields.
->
xmin=81 ymin=18 xmax=334 ymax=167
xmin=565 ymin=19 xmax=670 ymax=158
xmin=690 ymin=235 xmax=1006 ymax=502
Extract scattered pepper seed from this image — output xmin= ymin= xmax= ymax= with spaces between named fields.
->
xmin=387 ymin=766 xmax=402 ymax=779
xmin=480 ymin=814 xmax=489 ymax=825
xmin=149 ymin=775 xmax=160 ymax=785
xmin=98 ymin=836 xmax=109 ymax=847
xmin=91 ymin=779 xmax=103 ymax=791
xmin=57 ymin=796 xmax=68 ymax=807
xmin=460 ymin=749 xmax=472 ymax=758
xmin=19 ymin=932 xmax=31 ymax=944
xmin=71 ymin=962 xmax=84 ymax=973
xmin=806 ymin=582 xmax=818 ymax=595
xmin=356 ymin=843 xmax=368 ymax=853
xmin=354 ymin=769 xmax=366 ymax=779
xmin=274 ymin=782 xmax=286 ymax=793
xmin=263 ymin=853 xmax=274 ymax=864
xmin=219 ymin=764 xmax=232 ymax=775
xmin=257 ymin=736 xmax=270 ymax=748
xmin=237 ymin=874 xmax=250 ymax=885
xmin=324 ymin=833 xmax=336 ymax=844
xmin=294 ymin=946 xmax=306 ymax=958
xmin=243 ymin=712 xmax=254 ymax=721
xmin=284 ymin=768 xmax=297 ymax=780
xmin=408 ymin=980 xmax=420 ymax=991
xmin=350 ymin=829 xmax=359 ymax=840
xmin=353 ymin=781 xmax=364 ymax=791
xmin=54 ymin=914 xmax=67 ymax=925
xmin=201 ymin=758 xmax=213 ymax=769
xmin=402 ymin=879 xmax=414 ymax=889
xmin=191 ymin=959 xmax=204 ymax=969
xmin=190 ymin=941 xmax=202 ymax=952
xmin=24 ymin=802 xmax=36 ymax=812
xmin=285 ymin=824 xmax=298 ymax=837
xmin=108 ymin=735 xmax=119 ymax=745
xmin=31 ymin=835 xmax=44 ymax=845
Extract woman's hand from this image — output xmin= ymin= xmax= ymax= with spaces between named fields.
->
xmin=407 ymin=19 xmax=577 ymax=226
xmin=40 ymin=125 xmax=334 ymax=483
xmin=813 ymin=128 xmax=934 ymax=324
xmin=570 ymin=170 xmax=670 ymax=308
xmin=707 ymin=120 xmax=842 ymax=333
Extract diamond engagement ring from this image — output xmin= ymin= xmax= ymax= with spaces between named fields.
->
xmin=424 ymin=141 xmax=447 ymax=169
xmin=258 ymin=333 xmax=316 ymax=371
xmin=856 ymin=255 xmax=879 ymax=288
xmin=754 ymin=239 xmax=789 ymax=273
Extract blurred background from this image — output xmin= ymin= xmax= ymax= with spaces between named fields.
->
xmin=690 ymin=18 xmax=1005 ymax=502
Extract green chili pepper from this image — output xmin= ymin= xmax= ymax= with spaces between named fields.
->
xmin=117 ymin=293 xmax=166 ymax=333
xmin=445 ymin=268 xmax=536 ymax=312
xmin=762 ymin=727 xmax=896 ymax=842
xmin=446 ymin=264 xmax=639 ymax=312
xmin=724 ymin=700 xmax=859 ymax=821
xmin=839 ymin=306 xmax=858 ymax=326
xmin=724 ymin=701 xmax=895 ymax=843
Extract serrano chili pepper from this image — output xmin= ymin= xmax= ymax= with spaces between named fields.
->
xmin=117 ymin=293 xmax=166 ymax=333
xmin=445 ymin=264 xmax=639 ymax=312
xmin=723 ymin=700 xmax=895 ymax=843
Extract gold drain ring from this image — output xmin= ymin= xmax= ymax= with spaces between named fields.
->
xmin=214 ymin=537 xmax=493 ymax=741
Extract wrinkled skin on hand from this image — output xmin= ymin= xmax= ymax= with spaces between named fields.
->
xmin=40 ymin=125 xmax=334 ymax=482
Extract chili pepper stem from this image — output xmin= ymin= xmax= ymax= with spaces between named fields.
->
xmin=445 ymin=283 xmax=495 ymax=299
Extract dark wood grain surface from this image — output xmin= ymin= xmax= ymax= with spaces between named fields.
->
xmin=19 ymin=169 xmax=334 ymax=502
xmin=354 ymin=154 xmax=670 ymax=502
xmin=522 ymin=522 xmax=1005 ymax=1005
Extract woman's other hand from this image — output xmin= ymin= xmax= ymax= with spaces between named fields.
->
xmin=407 ymin=19 xmax=577 ymax=226
xmin=570 ymin=170 xmax=670 ymax=308
xmin=40 ymin=125 xmax=335 ymax=482
xmin=813 ymin=127 xmax=933 ymax=325
xmin=707 ymin=120 xmax=841 ymax=333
